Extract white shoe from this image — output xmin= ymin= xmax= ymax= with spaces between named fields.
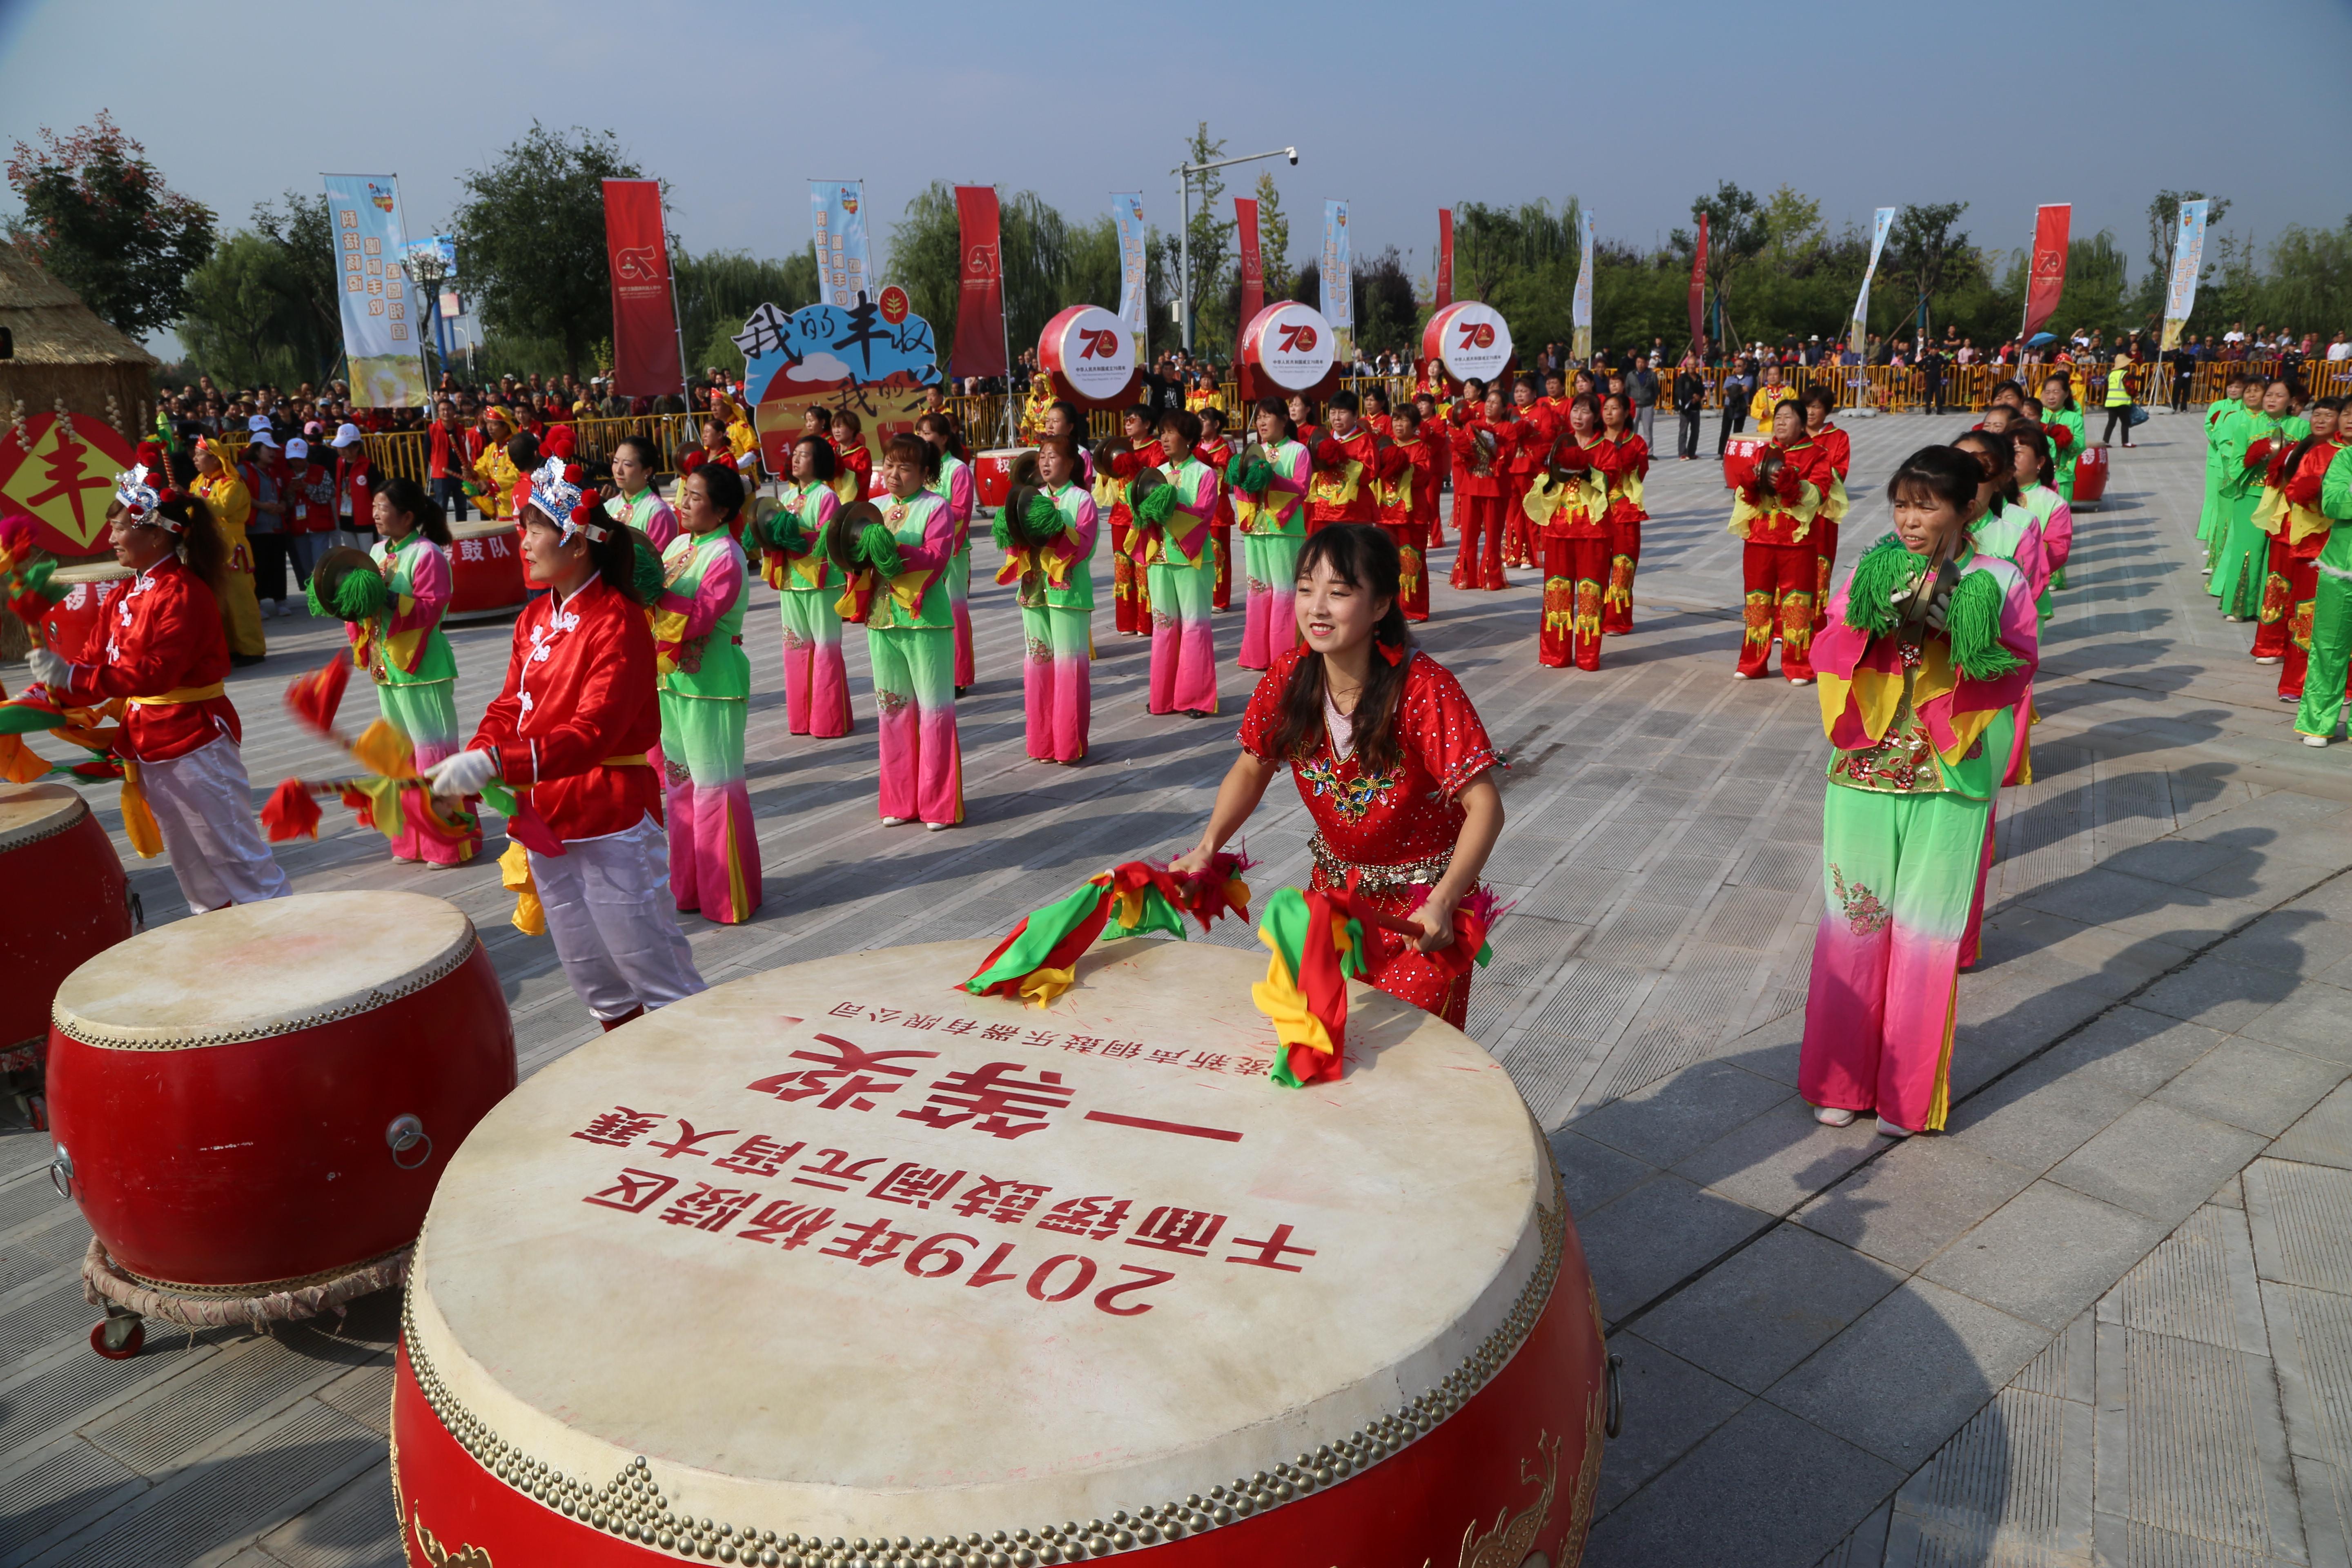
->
xmin=1875 ymin=1116 xmax=1914 ymax=1138
xmin=925 ymin=821 xmax=952 ymax=832
xmin=1731 ymin=670 xmax=1752 ymax=680
xmin=2303 ymin=734 xmax=2331 ymax=748
xmin=1814 ymin=1105 xmax=1858 ymax=1127
xmin=1787 ymin=675 xmax=1815 ymax=686
xmin=880 ymin=815 xmax=909 ymax=826
xmin=2224 ymin=615 xmax=2246 ymax=623
xmin=2255 ymin=655 xmax=2282 ymax=665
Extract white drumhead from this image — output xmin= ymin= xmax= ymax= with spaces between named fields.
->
xmin=450 ymin=518 xmax=520 ymax=541
xmin=409 ymin=938 xmax=1555 ymax=1544
xmin=0 ymin=783 xmax=89 ymax=855
xmin=53 ymin=890 xmax=478 ymax=1049
xmin=51 ymin=560 xmax=133 ymax=585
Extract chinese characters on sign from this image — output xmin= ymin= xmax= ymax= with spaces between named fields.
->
xmin=322 ymin=173 xmax=429 ymax=408
xmin=814 ymin=1002 xmax=1274 ymax=1079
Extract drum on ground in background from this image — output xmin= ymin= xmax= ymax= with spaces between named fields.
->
xmin=2074 ymin=443 xmax=2111 ymax=506
xmin=1722 ymin=435 xmax=1764 ymax=491
xmin=975 ymin=448 xmax=1037 ymax=510
xmin=392 ymin=939 xmax=1611 ymax=1568
xmin=0 ymin=782 xmax=134 ymax=1126
xmin=446 ymin=519 xmax=530 ymax=620
xmin=38 ymin=559 xmax=133 ymax=658
xmin=46 ymin=890 xmax=517 ymax=1356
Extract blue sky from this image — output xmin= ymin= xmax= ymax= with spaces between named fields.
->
xmin=4 ymin=0 xmax=2350 ymax=296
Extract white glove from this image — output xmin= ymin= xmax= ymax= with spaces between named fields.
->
xmin=423 ymin=747 xmax=500 ymax=797
xmin=26 ymin=647 xmax=73 ymax=688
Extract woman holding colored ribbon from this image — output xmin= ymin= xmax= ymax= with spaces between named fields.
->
xmin=1170 ymin=523 xmax=1505 ymax=1028
xmin=421 ymin=458 xmax=705 ymax=1031
xmin=28 ymin=470 xmax=290 ymax=915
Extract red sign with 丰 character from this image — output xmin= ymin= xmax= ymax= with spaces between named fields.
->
xmin=0 ymin=412 xmax=138 ymax=560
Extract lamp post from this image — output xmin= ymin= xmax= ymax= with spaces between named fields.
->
xmin=1173 ymin=145 xmax=1298 ymax=354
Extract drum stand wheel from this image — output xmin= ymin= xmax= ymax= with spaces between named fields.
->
xmin=90 ymin=1306 xmax=144 ymax=1360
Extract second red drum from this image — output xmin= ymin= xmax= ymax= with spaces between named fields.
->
xmin=46 ymin=890 xmax=518 ymax=1291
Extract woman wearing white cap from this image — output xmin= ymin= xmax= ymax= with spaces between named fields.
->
xmin=329 ymin=423 xmax=374 ymax=551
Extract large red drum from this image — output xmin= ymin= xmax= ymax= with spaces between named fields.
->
xmin=0 ymin=783 xmax=133 ymax=1106
xmin=392 ymin=940 xmax=1609 ymax=1568
xmin=38 ymin=559 xmax=132 ymax=659
xmin=46 ymin=891 xmax=517 ymax=1293
xmin=447 ymin=519 xmax=530 ymax=619
xmin=974 ymin=448 xmax=1036 ymax=508
xmin=2074 ymin=443 xmax=2110 ymax=505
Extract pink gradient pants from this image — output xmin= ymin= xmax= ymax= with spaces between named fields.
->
xmin=868 ymin=624 xmax=964 ymax=825
xmin=379 ymin=679 xmax=478 ymax=866
xmin=1021 ymin=603 xmax=1091 ymax=762
xmin=1147 ymin=558 xmax=1218 ymax=715
xmin=949 ymin=546 xmax=976 ymax=690
xmin=656 ymin=690 xmax=762 ymax=925
xmin=778 ymin=589 xmax=852 ymax=737
xmin=1240 ymin=531 xmax=1303 ymax=670
xmin=1799 ymin=781 xmax=1991 ymax=1133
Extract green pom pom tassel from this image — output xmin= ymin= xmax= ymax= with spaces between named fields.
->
xmin=1237 ymin=457 xmax=1274 ymax=496
xmin=1022 ymin=496 xmax=1065 ymax=539
xmin=1946 ymin=567 xmax=2024 ymax=680
xmin=331 ymin=565 xmax=389 ymax=623
xmin=1136 ymin=484 xmax=1177 ymax=525
xmin=859 ymin=523 xmax=904 ymax=577
xmin=1840 ymin=533 xmax=1914 ymax=636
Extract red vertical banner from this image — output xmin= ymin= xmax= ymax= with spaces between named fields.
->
xmin=2022 ymin=203 xmax=2071 ymax=340
xmin=601 ymin=178 xmax=683 ymax=399
xmin=950 ymin=185 xmax=1007 ymax=380
xmin=1236 ymin=197 xmax=1263 ymax=356
xmin=1236 ymin=198 xmax=1264 ymax=320
xmin=1436 ymin=208 xmax=1453 ymax=308
xmin=1687 ymin=213 xmax=1708 ymax=350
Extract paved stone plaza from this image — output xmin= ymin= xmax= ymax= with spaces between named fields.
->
xmin=2 ymin=409 xmax=2348 ymax=1566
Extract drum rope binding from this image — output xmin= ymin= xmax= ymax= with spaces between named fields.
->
xmin=83 ymin=1234 xmax=411 ymax=1329
xmin=395 ymin=1167 xmax=1568 ymax=1566
xmin=51 ymin=931 xmax=481 ymax=1050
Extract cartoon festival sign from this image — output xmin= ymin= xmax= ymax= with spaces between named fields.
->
xmin=733 ymin=287 xmax=942 ymax=478
xmin=0 ymin=411 xmax=139 ymax=559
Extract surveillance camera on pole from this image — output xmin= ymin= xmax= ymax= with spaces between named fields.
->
xmin=1171 ymin=144 xmax=1301 ymax=354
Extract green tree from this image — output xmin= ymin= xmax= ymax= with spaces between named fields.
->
xmin=674 ymin=246 xmax=820 ymax=376
xmin=453 ymin=124 xmax=642 ymax=376
xmin=1175 ymin=122 xmax=1238 ymax=350
xmin=1882 ymin=201 xmax=1971 ymax=345
xmin=1252 ymin=172 xmax=1295 ymax=300
xmin=178 ymin=192 xmax=343 ymax=389
xmin=5 ymin=111 xmax=215 ymax=336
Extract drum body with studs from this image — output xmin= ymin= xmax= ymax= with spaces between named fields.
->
xmin=0 ymin=783 xmax=133 ymax=1078
xmin=45 ymin=890 xmax=517 ymax=1291
xmin=392 ymin=938 xmax=1608 ymax=1568
xmin=447 ymin=519 xmax=530 ymax=619
xmin=974 ymin=448 xmax=1036 ymax=510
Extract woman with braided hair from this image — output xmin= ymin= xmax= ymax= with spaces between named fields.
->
xmin=423 ymin=459 xmax=705 ymax=1031
xmin=29 ymin=472 xmax=290 ymax=914
xmin=1800 ymin=445 xmax=2039 ymax=1137
xmin=997 ymin=433 xmax=1099 ymax=763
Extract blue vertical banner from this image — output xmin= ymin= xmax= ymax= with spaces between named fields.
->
xmin=322 ymin=174 xmax=428 ymax=408
xmin=810 ymin=181 xmax=871 ymax=308
xmin=1849 ymin=206 xmax=1897 ymax=352
xmin=1321 ymin=199 xmax=1352 ymax=361
xmin=1112 ymin=192 xmax=1148 ymax=341
xmin=1571 ymin=208 xmax=1595 ymax=363
xmin=2160 ymin=199 xmax=2209 ymax=352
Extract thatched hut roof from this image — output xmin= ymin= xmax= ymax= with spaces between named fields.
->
xmin=0 ymin=243 xmax=159 ymax=369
